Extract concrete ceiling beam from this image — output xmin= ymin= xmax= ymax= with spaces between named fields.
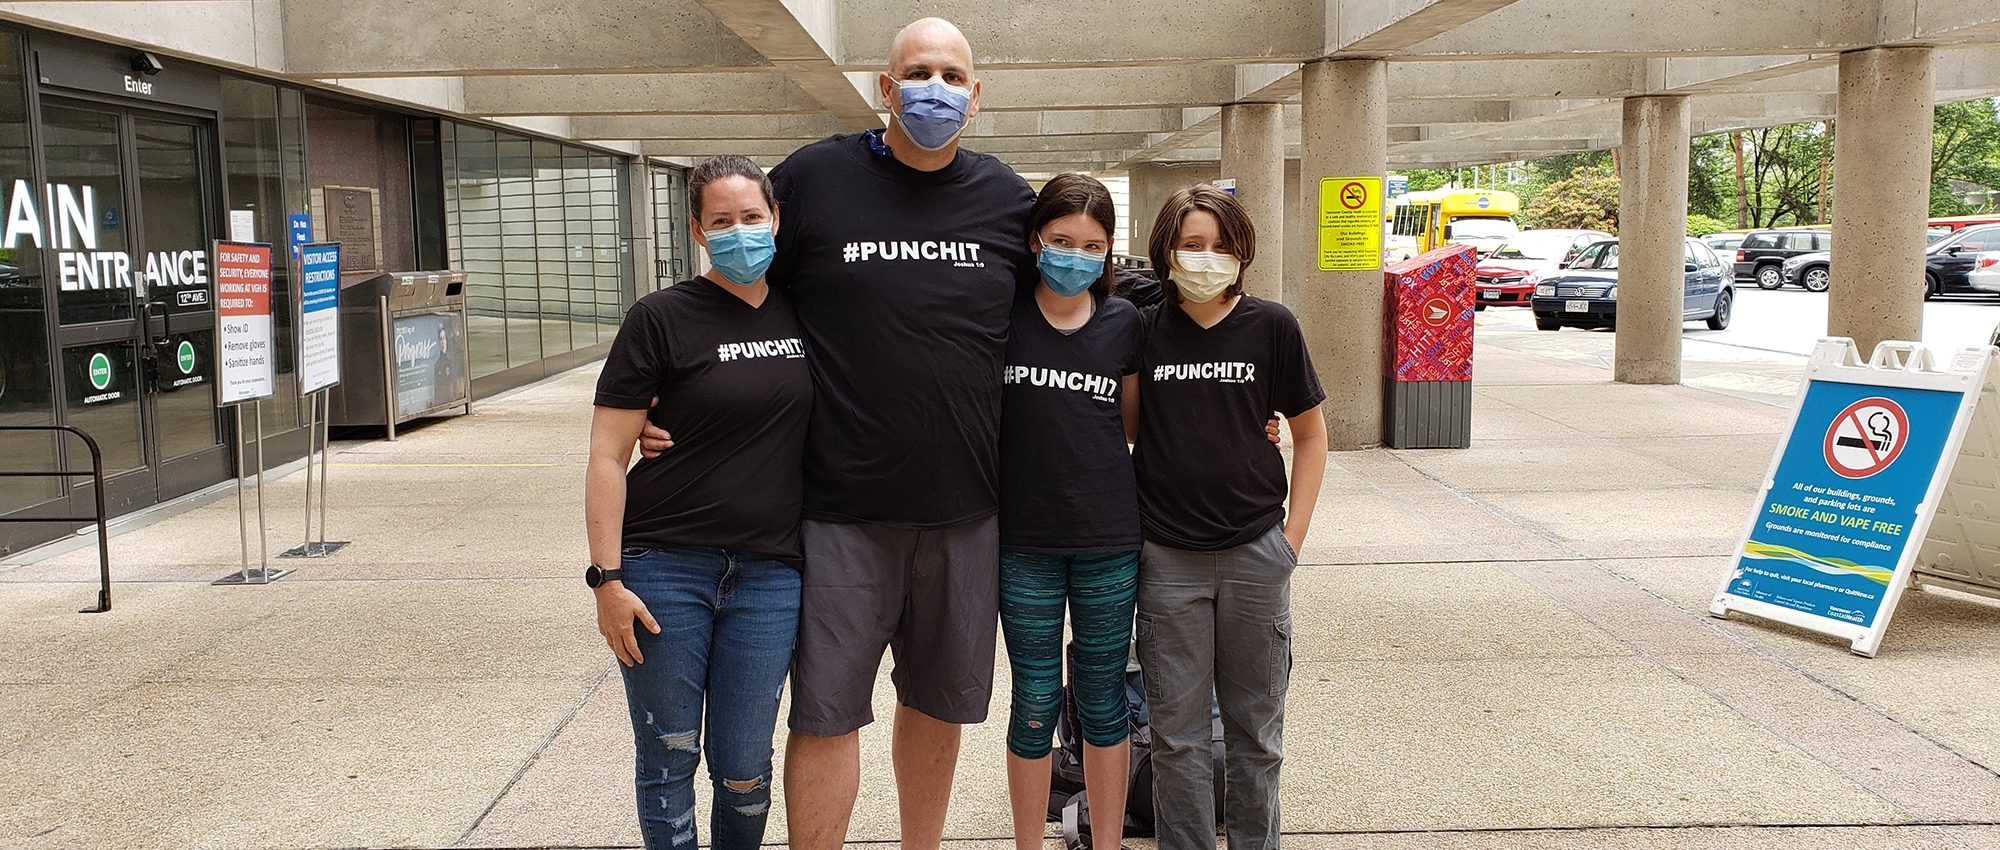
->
xmin=965 ymin=109 xmax=1191 ymax=137
xmin=974 ymin=66 xmax=1240 ymax=111
xmin=462 ymin=73 xmax=825 ymax=116
xmin=687 ymin=0 xmax=881 ymax=130
xmin=0 ymin=2 xmax=284 ymax=72
xmin=1396 ymin=0 xmax=1903 ymax=60
xmin=832 ymin=0 xmax=1324 ymax=68
xmin=570 ymin=114 xmax=851 ymax=140
xmin=279 ymin=0 xmax=768 ymax=76
xmin=1329 ymin=0 xmax=1525 ymax=56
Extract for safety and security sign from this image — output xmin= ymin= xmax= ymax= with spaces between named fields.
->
xmin=215 ymin=241 xmax=275 ymax=405
xmin=1713 ymin=339 xmax=1992 ymax=656
xmin=1317 ymin=176 xmax=1382 ymax=271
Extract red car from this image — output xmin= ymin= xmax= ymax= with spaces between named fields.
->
xmin=1473 ymin=229 xmax=1614 ymax=308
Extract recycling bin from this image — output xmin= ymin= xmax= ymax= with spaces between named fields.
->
xmin=1382 ymin=244 xmax=1476 ymax=448
xmin=329 ymin=270 xmax=470 ymax=437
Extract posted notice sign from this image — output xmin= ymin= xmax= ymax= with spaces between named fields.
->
xmin=298 ymin=243 xmax=342 ymax=393
xmin=1317 ymin=177 xmax=1382 ymax=272
xmin=1712 ymin=338 xmax=1993 ymax=656
xmin=216 ymin=241 xmax=275 ymax=405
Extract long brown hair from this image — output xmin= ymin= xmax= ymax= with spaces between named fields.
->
xmin=1147 ymin=184 xmax=1256 ymax=303
xmin=1027 ymin=173 xmax=1118 ymax=297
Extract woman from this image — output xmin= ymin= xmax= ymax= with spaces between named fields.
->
xmin=996 ymin=172 xmax=1143 ymax=850
xmin=583 ymin=154 xmax=810 ymax=850
xmin=1132 ymin=185 xmax=1328 ymax=850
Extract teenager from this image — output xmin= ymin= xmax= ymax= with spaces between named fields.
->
xmin=996 ymin=173 xmax=1142 ymax=850
xmin=1131 ymin=185 xmax=1329 ymax=850
xmin=583 ymin=155 xmax=810 ymax=850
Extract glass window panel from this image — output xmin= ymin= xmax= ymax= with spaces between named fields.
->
xmin=43 ymin=105 xmax=132 ymax=325
xmin=0 ymin=30 xmax=58 ymax=514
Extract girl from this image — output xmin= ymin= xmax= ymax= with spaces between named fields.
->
xmin=997 ymin=172 xmax=1143 ymax=850
xmin=583 ymin=154 xmax=810 ymax=850
xmin=1132 ymin=184 xmax=1328 ymax=850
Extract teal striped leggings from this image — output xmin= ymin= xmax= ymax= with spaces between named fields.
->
xmin=997 ymin=550 xmax=1139 ymax=759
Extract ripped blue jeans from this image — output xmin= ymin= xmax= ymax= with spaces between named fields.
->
xmin=618 ymin=545 xmax=801 ymax=850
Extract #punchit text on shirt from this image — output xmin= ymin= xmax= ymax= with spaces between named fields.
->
xmin=841 ymin=239 xmax=985 ymax=267
xmin=1004 ymin=365 xmax=1119 ymax=404
xmin=1152 ymin=361 xmax=1257 ymax=384
xmin=715 ymin=337 xmax=806 ymax=363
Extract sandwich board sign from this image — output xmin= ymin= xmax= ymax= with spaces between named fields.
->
xmin=1711 ymin=338 xmax=2000 ymax=656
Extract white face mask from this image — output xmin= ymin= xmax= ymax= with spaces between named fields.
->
xmin=1171 ymin=251 xmax=1241 ymax=303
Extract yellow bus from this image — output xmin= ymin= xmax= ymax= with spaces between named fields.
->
xmin=1386 ymin=189 xmax=1521 ymax=261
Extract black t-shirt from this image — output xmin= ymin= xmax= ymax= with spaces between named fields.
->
xmin=593 ymin=279 xmax=814 ymax=564
xmin=999 ymin=293 xmax=1145 ymax=554
xmin=1133 ymin=296 xmax=1326 ymax=551
xmin=769 ymin=133 xmax=1036 ymax=528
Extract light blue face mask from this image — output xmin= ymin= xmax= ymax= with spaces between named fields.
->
xmin=894 ymin=79 xmax=973 ymax=151
xmin=1037 ymin=243 xmax=1107 ymax=297
xmin=704 ymin=222 xmax=776 ymax=286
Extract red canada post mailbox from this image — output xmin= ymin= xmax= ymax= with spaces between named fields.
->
xmin=1382 ymin=244 xmax=1476 ymax=448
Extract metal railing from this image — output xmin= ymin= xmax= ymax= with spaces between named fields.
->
xmin=0 ymin=425 xmax=112 ymax=613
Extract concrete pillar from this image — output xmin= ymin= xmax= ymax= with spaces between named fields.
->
xmin=1614 ymin=95 xmax=1691 ymax=385
xmin=1828 ymin=47 xmax=1933 ymax=356
xmin=1283 ymin=156 xmax=1302 ymax=309
xmin=1298 ymin=58 xmax=1387 ymax=450
xmin=1221 ymin=102 xmax=1286 ymax=302
xmin=1126 ymin=161 xmax=1218 ymax=256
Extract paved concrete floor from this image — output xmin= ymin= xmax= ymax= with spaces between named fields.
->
xmin=6 ymin=321 xmax=2000 ymax=849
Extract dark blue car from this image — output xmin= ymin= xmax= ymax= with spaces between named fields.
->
xmin=1530 ymin=238 xmax=1734 ymax=331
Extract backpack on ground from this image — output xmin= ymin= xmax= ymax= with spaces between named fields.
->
xmin=1046 ymin=643 xmax=1223 ymax=850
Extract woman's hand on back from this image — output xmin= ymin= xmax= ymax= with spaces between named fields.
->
xmin=637 ymin=396 xmax=675 ymax=458
xmin=596 ymin=584 xmax=661 ymax=666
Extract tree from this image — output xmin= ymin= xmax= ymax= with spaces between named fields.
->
xmin=1930 ymin=99 xmax=2000 ymax=214
xmin=1686 ymin=134 xmax=1733 ymax=221
xmin=1521 ymin=165 xmax=1620 ymax=231
xmin=1738 ymin=124 xmax=1831 ymax=227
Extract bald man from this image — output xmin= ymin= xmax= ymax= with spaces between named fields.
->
xmin=643 ymin=17 xmax=1035 ymax=850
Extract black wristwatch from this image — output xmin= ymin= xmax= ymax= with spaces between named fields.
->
xmin=585 ymin=563 xmax=624 ymax=588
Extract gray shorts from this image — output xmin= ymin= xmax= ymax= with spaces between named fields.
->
xmin=788 ymin=515 xmax=1000 ymax=737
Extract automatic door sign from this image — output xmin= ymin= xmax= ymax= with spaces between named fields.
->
xmin=1824 ymin=398 xmax=1907 ymax=478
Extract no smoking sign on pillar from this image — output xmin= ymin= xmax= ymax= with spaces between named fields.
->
xmin=1317 ymin=176 xmax=1382 ymax=271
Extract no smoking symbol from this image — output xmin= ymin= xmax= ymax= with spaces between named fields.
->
xmin=1339 ymin=182 xmax=1368 ymax=210
xmin=1823 ymin=397 xmax=1908 ymax=479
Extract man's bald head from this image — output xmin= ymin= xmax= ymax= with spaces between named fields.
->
xmin=889 ymin=17 xmax=973 ymax=77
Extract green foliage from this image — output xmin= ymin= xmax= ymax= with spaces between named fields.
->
xmin=1400 ymin=169 xmax=1453 ymax=193
xmin=1686 ymin=213 xmax=1732 ymax=237
xmin=1521 ymin=165 xmax=1619 ymax=232
xmin=1687 ymin=135 xmax=1733 ymax=220
xmin=1932 ymin=99 xmax=2000 ymax=212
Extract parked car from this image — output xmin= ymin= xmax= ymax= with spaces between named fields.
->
xmin=1473 ymin=228 xmax=1614 ymax=308
xmin=1926 ymin=224 xmax=2000 ymax=299
xmin=1735 ymin=228 xmax=1830 ymax=289
xmin=1701 ymin=231 xmax=1750 ymax=255
xmin=1529 ymin=238 xmax=1733 ymax=332
xmin=1779 ymin=251 xmax=1832 ymax=292
xmin=1967 ymin=252 xmax=2000 ymax=295
xmin=1779 ymin=226 xmax=2000 ymax=299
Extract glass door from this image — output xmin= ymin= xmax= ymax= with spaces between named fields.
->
xmin=43 ymin=97 xmax=225 ymax=513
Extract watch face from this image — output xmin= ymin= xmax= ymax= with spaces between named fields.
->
xmin=586 ymin=564 xmax=605 ymax=588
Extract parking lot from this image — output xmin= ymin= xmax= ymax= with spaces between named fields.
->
xmin=1471 ymin=287 xmax=2000 ymax=409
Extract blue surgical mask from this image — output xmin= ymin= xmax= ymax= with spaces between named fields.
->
xmin=894 ymin=79 xmax=972 ymax=151
xmin=1037 ymin=243 xmax=1106 ymax=297
xmin=704 ymin=222 xmax=775 ymax=285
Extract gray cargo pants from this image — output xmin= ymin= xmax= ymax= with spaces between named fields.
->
xmin=1135 ymin=524 xmax=1295 ymax=850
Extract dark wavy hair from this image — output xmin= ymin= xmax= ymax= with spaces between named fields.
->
xmin=1027 ymin=173 xmax=1118 ymax=297
xmin=1148 ymin=184 xmax=1256 ymax=303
